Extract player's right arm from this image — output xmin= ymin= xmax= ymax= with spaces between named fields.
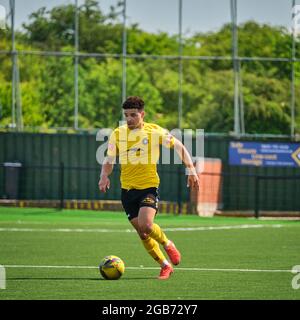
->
xmin=98 ymin=130 xmax=118 ymax=193
xmin=98 ymin=156 xmax=115 ymax=193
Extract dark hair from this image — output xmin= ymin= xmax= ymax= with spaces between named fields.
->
xmin=122 ymin=96 xmax=144 ymax=110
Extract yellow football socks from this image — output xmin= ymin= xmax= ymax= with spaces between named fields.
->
xmin=142 ymin=236 xmax=166 ymax=265
xmin=149 ymin=223 xmax=169 ymax=247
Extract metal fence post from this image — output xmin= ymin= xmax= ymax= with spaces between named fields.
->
xmin=59 ymin=162 xmax=65 ymax=210
xmin=254 ymin=175 xmax=260 ymax=219
xmin=177 ymin=166 xmax=182 ymax=214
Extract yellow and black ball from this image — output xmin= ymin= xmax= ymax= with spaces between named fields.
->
xmin=99 ymin=255 xmax=125 ymax=280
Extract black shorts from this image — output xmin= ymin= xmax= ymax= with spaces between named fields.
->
xmin=121 ymin=187 xmax=159 ymax=221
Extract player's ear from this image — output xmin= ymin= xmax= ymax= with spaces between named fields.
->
xmin=140 ymin=110 xmax=145 ymax=118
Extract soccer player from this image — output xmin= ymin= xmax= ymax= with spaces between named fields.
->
xmin=98 ymin=96 xmax=200 ymax=280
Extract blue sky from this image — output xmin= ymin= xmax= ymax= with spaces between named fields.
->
xmin=0 ymin=0 xmax=296 ymax=35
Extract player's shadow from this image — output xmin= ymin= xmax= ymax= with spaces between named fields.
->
xmin=8 ymin=276 xmax=153 ymax=281
xmin=8 ymin=277 xmax=100 ymax=281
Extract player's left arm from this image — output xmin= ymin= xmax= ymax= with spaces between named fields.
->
xmin=173 ymin=138 xmax=200 ymax=190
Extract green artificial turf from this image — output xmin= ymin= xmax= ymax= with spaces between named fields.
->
xmin=0 ymin=207 xmax=299 ymax=300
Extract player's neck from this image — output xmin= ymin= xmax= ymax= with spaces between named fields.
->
xmin=137 ymin=122 xmax=144 ymax=129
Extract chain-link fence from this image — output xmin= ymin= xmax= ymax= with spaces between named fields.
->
xmin=0 ymin=0 xmax=299 ymax=136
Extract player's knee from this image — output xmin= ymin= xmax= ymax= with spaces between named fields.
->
xmin=139 ymin=222 xmax=153 ymax=235
xmin=138 ymin=232 xmax=148 ymax=240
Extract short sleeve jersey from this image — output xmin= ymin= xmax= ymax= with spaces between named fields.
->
xmin=107 ymin=122 xmax=175 ymax=189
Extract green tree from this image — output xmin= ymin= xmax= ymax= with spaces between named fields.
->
xmin=80 ymin=58 xmax=163 ymax=128
xmin=0 ymin=1 xmax=299 ymax=134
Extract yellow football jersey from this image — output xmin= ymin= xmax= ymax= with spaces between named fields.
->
xmin=107 ymin=122 xmax=175 ymax=189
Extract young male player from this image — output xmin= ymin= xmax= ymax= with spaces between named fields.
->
xmin=99 ymin=96 xmax=199 ymax=280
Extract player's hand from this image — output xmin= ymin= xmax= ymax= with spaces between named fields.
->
xmin=187 ymin=174 xmax=200 ymax=190
xmin=98 ymin=175 xmax=110 ymax=193
xmin=186 ymin=168 xmax=200 ymax=190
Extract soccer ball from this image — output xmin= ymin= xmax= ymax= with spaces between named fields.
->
xmin=99 ymin=255 xmax=125 ymax=280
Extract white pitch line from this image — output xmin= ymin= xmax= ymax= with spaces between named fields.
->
xmin=3 ymin=265 xmax=292 ymax=273
xmin=0 ymin=224 xmax=283 ymax=233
